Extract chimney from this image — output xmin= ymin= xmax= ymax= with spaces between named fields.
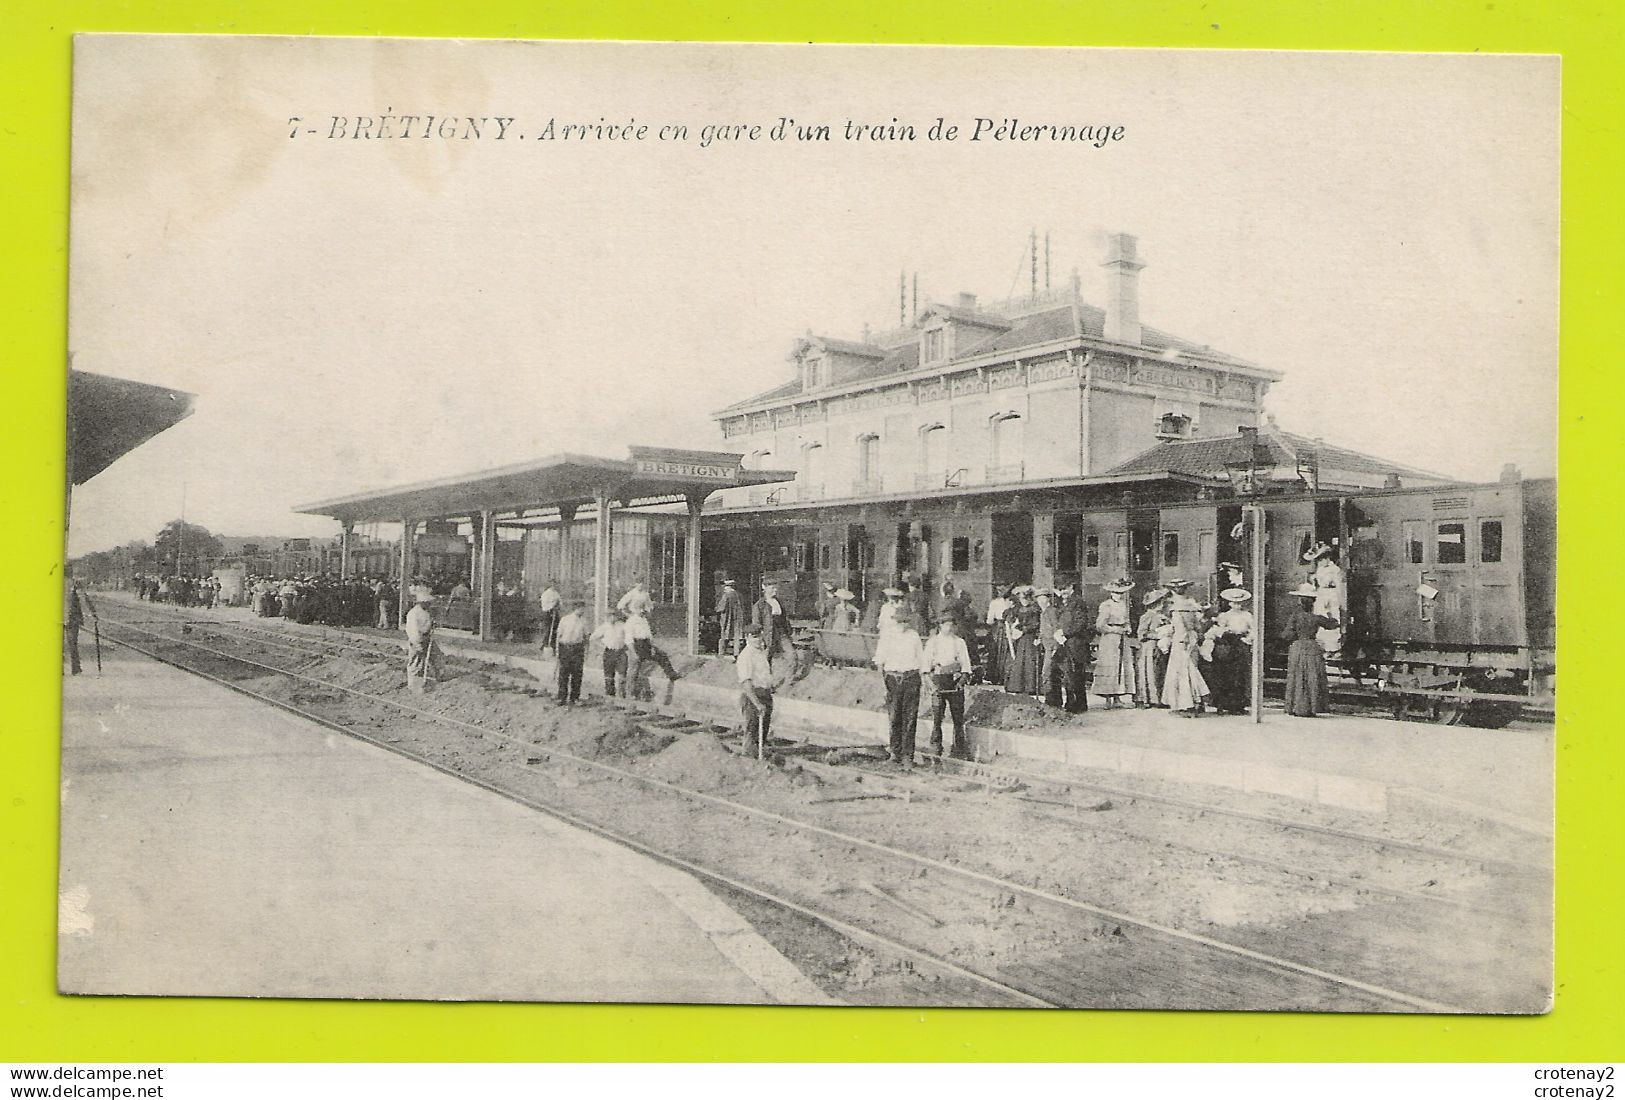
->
xmin=1102 ymin=232 xmax=1145 ymax=345
xmin=955 ymin=291 xmax=978 ymax=310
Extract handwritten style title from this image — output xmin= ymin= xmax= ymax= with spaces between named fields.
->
xmin=288 ymin=114 xmax=1129 ymax=149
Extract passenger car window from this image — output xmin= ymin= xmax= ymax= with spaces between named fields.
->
xmin=1162 ymin=532 xmax=1180 ymax=568
xmin=1436 ymin=522 xmax=1467 ymax=565
xmin=1402 ymin=520 xmax=1425 ymax=565
xmin=1480 ymin=520 xmax=1503 ymax=564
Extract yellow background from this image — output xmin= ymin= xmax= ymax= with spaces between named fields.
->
xmin=3 ymin=0 xmax=1617 ymax=1062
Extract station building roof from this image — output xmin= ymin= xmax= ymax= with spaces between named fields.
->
xmin=69 ymin=370 xmax=196 ymax=485
xmin=1106 ymin=426 xmax=1458 ymax=487
xmin=295 ymin=446 xmax=797 ymax=526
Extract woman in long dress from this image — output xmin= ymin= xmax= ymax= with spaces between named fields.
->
xmin=1207 ymin=588 xmax=1255 ymax=715
xmin=1133 ymin=588 xmax=1169 ymax=707
xmin=1304 ymin=543 xmax=1346 ymax=657
xmin=1283 ymin=583 xmax=1340 ymax=716
xmin=984 ymin=582 xmax=1012 ymax=685
xmin=1003 ymin=586 xmax=1043 ymax=695
xmin=1036 ymin=588 xmax=1062 ymax=705
xmin=1161 ymin=583 xmax=1209 ymax=716
xmin=1090 ymin=578 xmax=1137 ymax=707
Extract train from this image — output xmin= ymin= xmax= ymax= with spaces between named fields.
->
xmin=697 ymin=472 xmax=1556 ymax=726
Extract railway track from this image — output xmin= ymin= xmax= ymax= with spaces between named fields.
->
xmin=100 ymin=607 xmax=1549 ymax=1011
xmin=123 ymin=603 xmax=1552 ymax=877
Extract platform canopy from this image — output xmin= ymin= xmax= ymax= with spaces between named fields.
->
xmin=295 ymin=446 xmax=794 ymax=526
xmin=69 ymin=370 xmax=196 ymax=485
xmin=295 ymin=446 xmax=795 ymax=649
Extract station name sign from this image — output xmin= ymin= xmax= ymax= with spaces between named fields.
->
xmin=635 ymin=458 xmax=741 ymax=481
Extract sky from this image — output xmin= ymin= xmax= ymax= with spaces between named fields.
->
xmin=66 ymin=39 xmax=1559 ymax=555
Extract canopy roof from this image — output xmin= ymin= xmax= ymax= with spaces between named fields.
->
xmin=295 ymin=446 xmax=796 ymax=526
xmin=69 ymin=370 xmax=196 ymax=485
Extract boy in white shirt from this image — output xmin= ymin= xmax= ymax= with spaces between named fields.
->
xmin=589 ymin=609 xmax=628 ymax=697
xmin=923 ymin=613 xmax=973 ymax=760
xmin=873 ymin=610 xmax=925 ymax=767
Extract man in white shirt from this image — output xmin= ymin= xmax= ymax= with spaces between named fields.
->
xmin=589 ymin=610 xmax=628 ymax=697
xmin=735 ymin=624 xmax=776 ymax=757
xmin=553 ymin=599 xmax=590 ymax=705
xmin=624 ymin=608 xmax=683 ymax=701
xmin=617 ymin=579 xmax=653 ymax=617
xmin=923 ymin=612 xmax=974 ymax=760
xmin=403 ymin=588 xmax=440 ymax=693
xmin=873 ymin=610 xmax=925 ymax=767
xmin=537 ymin=582 xmax=561 ymax=650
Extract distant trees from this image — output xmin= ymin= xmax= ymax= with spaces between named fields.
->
xmin=151 ymin=520 xmax=223 ymax=577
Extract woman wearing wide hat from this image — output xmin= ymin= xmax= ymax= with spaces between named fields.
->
xmin=1002 ymin=585 xmax=1043 ymax=696
xmin=1160 ymin=579 xmax=1209 ymax=716
xmin=1303 ymin=542 xmax=1346 ymax=657
xmin=1282 ymin=582 xmax=1340 ymax=717
xmin=1207 ymin=588 xmax=1255 ymax=715
xmin=1133 ymin=588 xmax=1171 ymax=708
xmin=1091 ymin=578 xmax=1138 ymax=707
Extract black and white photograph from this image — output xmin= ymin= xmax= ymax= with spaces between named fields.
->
xmin=61 ymin=37 xmax=1557 ymax=1012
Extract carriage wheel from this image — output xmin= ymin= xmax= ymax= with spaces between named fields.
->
xmin=1432 ymin=699 xmax=1468 ymax=726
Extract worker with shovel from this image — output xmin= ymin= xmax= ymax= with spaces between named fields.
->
xmin=404 ymin=585 xmax=441 ymax=693
xmin=735 ymin=623 xmax=775 ymax=759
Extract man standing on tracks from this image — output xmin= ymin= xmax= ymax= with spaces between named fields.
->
xmin=554 ymin=598 xmax=589 ymax=705
xmin=590 ymin=608 xmax=629 ymax=697
xmin=403 ymin=586 xmax=441 ymax=693
xmin=536 ymin=580 xmax=561 ymax=652
xmin=64 ymin=572 xmax=97 ymax=677
xmin=923 ymin=611 xmax=973 ymax=761
xmin=736 ymin=624 xmax=775 ymax=756
xmin=874 ymin=609 xmax=925 ymax=768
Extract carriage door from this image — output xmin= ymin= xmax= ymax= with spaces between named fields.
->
xmin=1265 ymin=499 xmax=1319 ymax=643
xmin=846 ymin=523 xmax=874 ymax=605
xmin=1127 ymin=508 xmax=1161 ymax=597
xmin=991 ymin=512 xmax=1033 ymax=587
xmin=1427 ymin=493 xmax=1473 ymax=646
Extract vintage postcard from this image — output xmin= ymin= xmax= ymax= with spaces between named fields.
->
xmin=62 ymin=36 xmax=1557 ymax=1010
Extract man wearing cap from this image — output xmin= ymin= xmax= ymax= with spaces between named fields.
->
xmin=736 ymin=624 xmax=776 ymax=755
xmin=590 ymin=608 xmax=628 ymax=697
xmin=1054 ymin=577 xmax=1092 ymax=713
xmin=403 ymin=587 xmax=440 ymax=693
xmin=714 ymin=577 xmax=747 ymax=656
xmin=923 ymin=612 xmax=973 ymax=760
xmin=874 ymin=609 xmax=925 ymax=767
xmin=553 ymin=598 xmax=590 ymax=705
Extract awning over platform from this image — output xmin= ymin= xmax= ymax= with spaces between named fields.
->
xmin=294 ymin=446 xmax=796 ymax=525
xmin=69 ymin=370 xmax=196 ymax=485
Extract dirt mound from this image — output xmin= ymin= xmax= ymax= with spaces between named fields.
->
xmin=966 ymin=690 xmax=1077 ymax=730
xmin=688 ymin=654 xmax=888 ymax=709
xmin=645 ymin=731 xmax=824 ymax=794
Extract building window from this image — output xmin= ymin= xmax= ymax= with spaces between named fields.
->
xmin=1198 ymin=531 xmax=1215 ymax=567
xmin=951 ymin=536 xmax=971 ymax=572
xmin=1114 ymin=531 xmax=1129 ymax=569
xmin=1131 ymin=528 xmax=1155 ymax=571
xmin=747 ymin=449 xmax=773 ymax=471
xmin=1084 ymin=534 xmax=1101 ymax=569
xmin=1157 ymin=413 xmax=1192 ymax=439
xmin=1436 ymin=521 xmax=1467 ymax=565
xmin=801 ymin=442 xmax=823 ymax=490
xmin=990 ymin=413 xmax=1023 ymax=471
xmin=920 ymin=424 xmax=947 ymax=483
xmin=923 ymin=328 xmax=946 ymax=362
xmin=856 ymin=433 xmax=881 ymax=487
xmin=1162 ymin=532 xmax=1181 ymax=568
xmin=1402 ymin=520 xmax=1425 ymax=564
xmin=1480 ymin=520 xmax=1503 ymax=563
xmin=651 ymin=530 xmax=687 ymax=605
xmin=819 ymin=542 xmax=832 ymax=569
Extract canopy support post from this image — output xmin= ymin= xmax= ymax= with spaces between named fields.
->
xmin=685 ymin=491 xmax=705 ymax=656
xmin=478 ymin=510 xmax=497 ymax=641
xmin=398 ymin=517 xmax=416 ymax=622
xmin=593 ymin=489 xmax=613 ymax=625
xmin=339 ymin=522 xmax=353 ymax=580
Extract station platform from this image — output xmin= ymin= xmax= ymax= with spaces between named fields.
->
xmin=58 ymin=640 xmax=832 ymax=1004
xmin=95 ymin=594 xmax=1555 ymax=833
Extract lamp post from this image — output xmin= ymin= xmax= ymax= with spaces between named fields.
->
xmin=1225 ymin=433 xmax=1272 ymax=724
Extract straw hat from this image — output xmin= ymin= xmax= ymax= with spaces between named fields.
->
xmin=1165 ymin=578 xmax=1192 ymax=590
xmin=882 ymin=586 xmax=904 ymax=598
xmin=1303 ymin=542 xmax=1332 ymax=563
xmin=1104 ymin=577 xmax=1135 ymax=594
xmin=1219 ymin=561 xmax=1242 ymax=572
xmin=410 ymin=585 xmax=435 ymax=603
xmin=1142 ymin=588 xmax=1169 ymax=607
xmin=1221 ymin=587 xmax=1252 ymax=604
xmin=1289 ymin=582 xmax=1319 ymax=599
xmin=834 ymin=588 xmax=855 ymax=600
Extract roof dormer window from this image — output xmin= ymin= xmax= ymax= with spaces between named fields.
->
xmin=802 ymin=355 xmax=826 ymax=391
xmin=922 ymin=327 xmax=947 ymax=363
xmin=1157 ymin=412 xmax=1193 ymax=439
